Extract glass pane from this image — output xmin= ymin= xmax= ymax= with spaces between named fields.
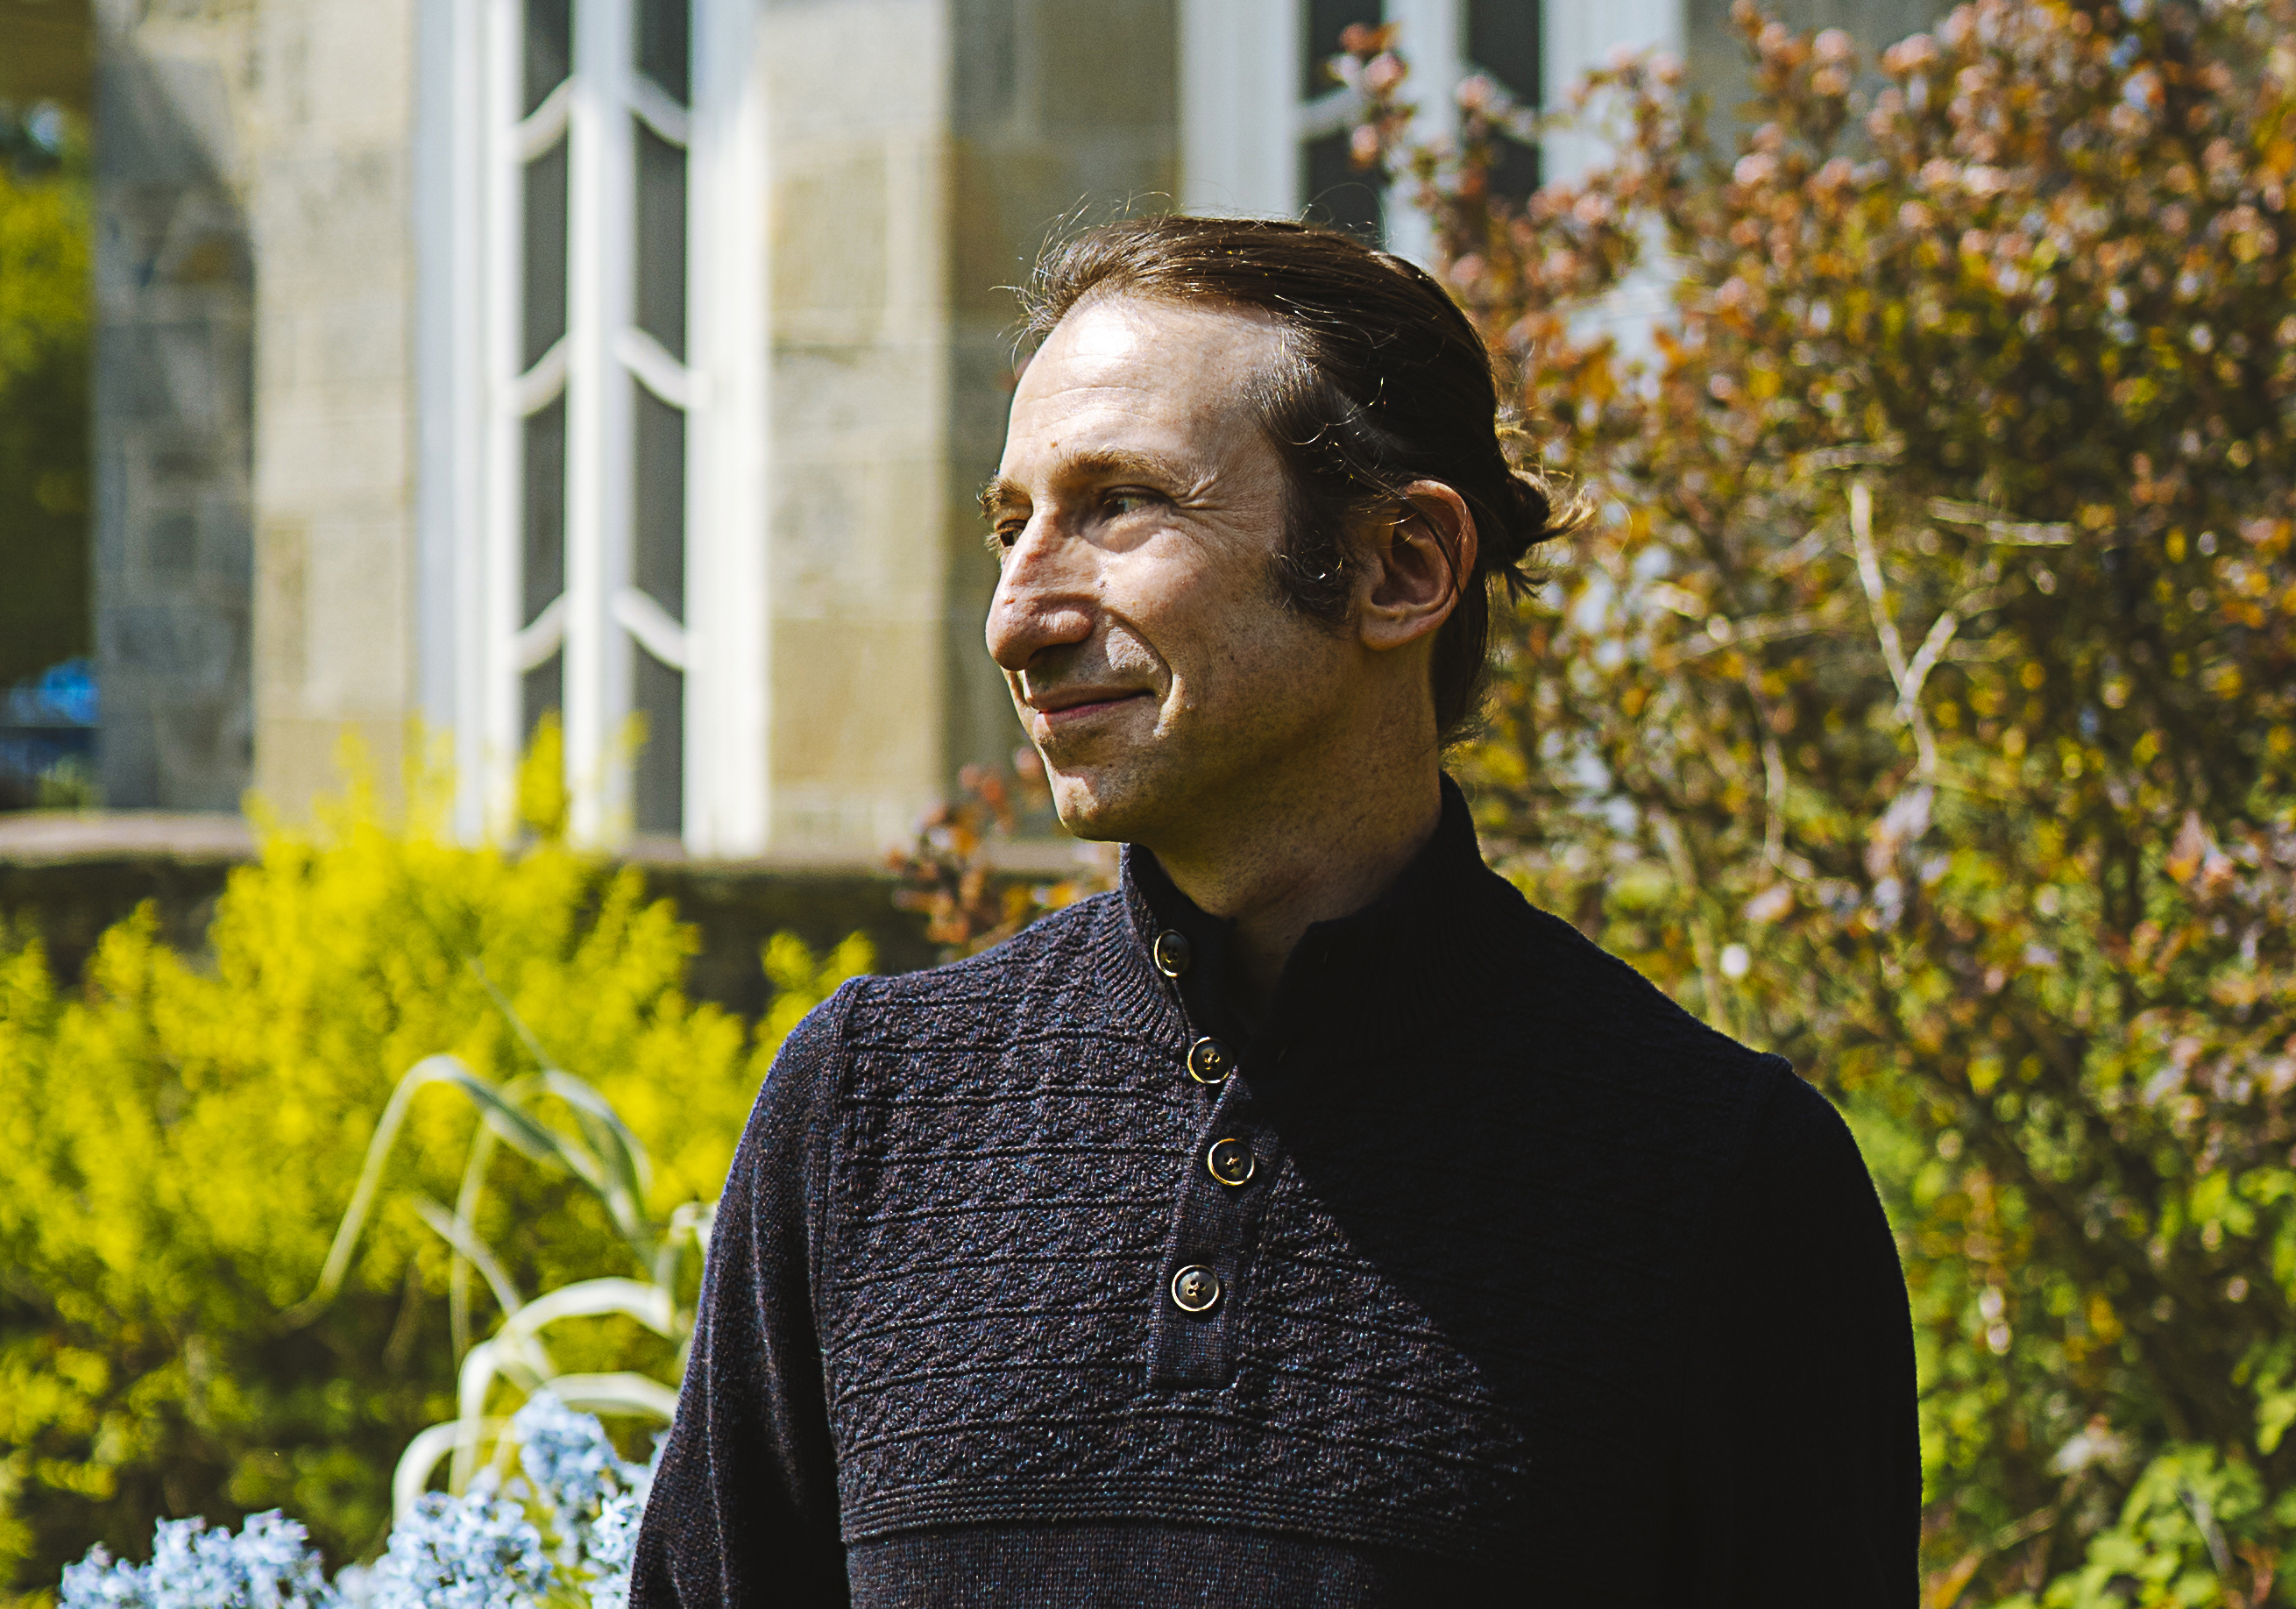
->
xmin=522 ymin=137 xmax=570 ymax=372
xmin=1485 ymin=134 xmax=1541 ymax=202
xmin=523 ymin=0 xmax=573 ymax=118
xmin=634 ymin=380 xmax=685 ymax=622
xmin=1302 ymin=131 xmax=1383 ymax=244
xmin=1467 ymin=0 xmax=1541 ymax=201
xmin=523 ymin=649 xmax=563 ymax=747
xmin=635 ymin=0 xmax=691 ymax=105
xmin=632 ymin=645 xmax=684 ymax=836
xmin=634 ymin=120 xmax=687 ymax=362
xmin=1304 ymin=0 xmax=1382 ymax=99
xmin=522 ymin=395 xmax=567 ymax=626
xmin=1466 ymin=0 xmax=1538 ymax=104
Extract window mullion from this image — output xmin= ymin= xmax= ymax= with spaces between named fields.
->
xmin=564 ymin=0 xmax=636 ymax=843
xmin=485 ymin=0 xmax=527 ymax=836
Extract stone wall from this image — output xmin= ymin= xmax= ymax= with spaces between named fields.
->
xmin=92 ymin=0 xmax=259 ymax=810
xmin=0 ymin=820 xmax=941 ymax=1014
xmin=761 ymin=0 xmax=960 ymax=858
xmin=245 ymin=0 xmax=423 ymax=820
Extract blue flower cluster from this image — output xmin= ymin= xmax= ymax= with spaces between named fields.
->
xmin=57 ymin=1393 xmax=658 ymax=1609
xmin=505 ymin=1389 xmax=657 ymax=1609
xmin=366 ymin=1478 xmax=550 ymax=1609
xmin=60 ymin=1512 xmax=338 ymax=1609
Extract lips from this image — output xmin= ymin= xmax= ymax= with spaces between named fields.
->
xmin=1028 ymin=688 xmax=1151 ymax=724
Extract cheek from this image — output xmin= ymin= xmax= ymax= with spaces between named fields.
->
xmin=1116 ymin=549 xmax=1267 ymax=687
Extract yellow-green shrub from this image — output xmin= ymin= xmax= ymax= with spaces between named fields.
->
xmin=0 ymin=775 xmax=869 ymax=1599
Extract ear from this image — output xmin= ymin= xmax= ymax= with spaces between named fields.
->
xmin=1356 ymin=480 xmax=1478 ymax=654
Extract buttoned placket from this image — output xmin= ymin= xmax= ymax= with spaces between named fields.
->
xmin=1139 ymin=913 xmax=1286 ymax=1391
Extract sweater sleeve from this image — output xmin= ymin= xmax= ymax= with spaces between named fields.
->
xmin=630 ymin=984 xmax=861 ymax=1609
xmin=1667 ymin=1066 xmax=1922 ymax=1608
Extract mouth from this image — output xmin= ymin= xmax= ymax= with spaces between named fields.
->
xmin=1026 ymin=687 xmax=1152 ymax=727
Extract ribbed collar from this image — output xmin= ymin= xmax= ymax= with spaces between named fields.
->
xmin=1104 ymin=776 xmax=1518 ymax=1066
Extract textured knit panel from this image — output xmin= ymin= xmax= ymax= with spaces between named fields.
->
xmin=826 ymin=904 xmax=1193 ymax=1520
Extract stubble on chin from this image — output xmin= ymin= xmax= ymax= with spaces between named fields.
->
xmin=1044 ymin=758 xmax=1148 ymax=844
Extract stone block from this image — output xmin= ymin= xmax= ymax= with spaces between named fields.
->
xmin=104 ymin=600 xmax=244 ymax=689
xmin=771 ymin=616 xmax=943 ymax=790
xmin=252 ymin=712 xmax=406 ymax=819
xmin=301 ymin=517 xmax=410 ymax=712
xmin=771 ymin=455 xmax=949 ymax=618
xmin=764 ymin=0 xmax=942 ymax=143
xmin=771 ymin=149 xmax=889 ymax=326
xmin=770 ymin=342 xmax=942 ymax=443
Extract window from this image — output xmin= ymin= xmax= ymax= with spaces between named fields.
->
xmin=1181 ymin=0 xmax=1540 ymax=259
xmin=508 ymin=0 xmax=693 ymax=840
xmin=1184 ymin=2 xmax=1561 ymax=260
xmin=422 ymin=0 xmax=766 ymax=853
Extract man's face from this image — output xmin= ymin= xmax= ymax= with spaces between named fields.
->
xmin=984 ymin=294 xmax=1355 ymax=847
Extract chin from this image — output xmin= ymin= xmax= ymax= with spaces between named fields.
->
xmin=1045 ymin=768 xmax=1155 ymax=845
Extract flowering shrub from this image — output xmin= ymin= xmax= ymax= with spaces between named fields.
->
xmin=55 ymin=1394 xmax=648 ymax=1609
xmin=1343 ymin=0 xmax=2296 ymax=1599
xmin=60 ymin=1513 xmax=335 ymax=1609
xmin=886 ymin=751 xmax=1112 ymax=962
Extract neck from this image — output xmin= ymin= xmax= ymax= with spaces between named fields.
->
xmin=1147 ymin=757 xmax=1444 ymax=1010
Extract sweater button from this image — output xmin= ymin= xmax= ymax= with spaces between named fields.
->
xmin=1152 ymin=930 xmax=1193 ymax=978
xmin=1206 ymin=1137 xmax=1256 ymax=1187
xmin=1185 ymin=1038 xmax=1232 ymax=1085
xmin=1170 ymin=1265 xmax=1222 ymax=1313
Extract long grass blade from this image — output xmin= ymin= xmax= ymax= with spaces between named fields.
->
xmin=498 ymin=1276 xmax=676 ymax=1343
xmin=540 ymin=1070 xmax=654 ymax=1250
xmin=412 ymin=1195 xmax=525 ymax=1319
xmin=468 ymin=956 xmax=555 ymax=1073
xmin=447 ymin=1116 xmax=503 ymax=1363
xmin=288 ymin=1056 xmax=477 ymax=1324
xmin=542 ymin=1372 xmax=679 ymax=1422
xmin=393 ymin=1416 xmax=506 ymax=1524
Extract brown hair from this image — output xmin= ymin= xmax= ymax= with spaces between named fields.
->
xmin=1020 ymin=214 xmax=1582 ymax=742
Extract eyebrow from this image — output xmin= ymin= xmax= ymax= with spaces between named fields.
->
xmin=979 ymin=476 xmax=1024 ymax=522
xmin=977 ymin=450 xmax=1190 ymax=524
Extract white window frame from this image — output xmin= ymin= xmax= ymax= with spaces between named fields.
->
xmin=418 ymin=0 xmax=767 ymax=855
xmin=1180 ymin=0 xmax=1682 ymax=265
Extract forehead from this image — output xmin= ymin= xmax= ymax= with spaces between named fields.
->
xmin=1000 ymin=294 xmax=1285 ymax=477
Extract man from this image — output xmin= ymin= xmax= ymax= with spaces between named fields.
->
xmin=632 ymin=216 xmax=1919 ymax=1606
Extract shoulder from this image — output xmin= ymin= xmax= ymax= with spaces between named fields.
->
xmin=830 ymin=891 xmax=1123 ymax=1051
xmin=744 ymin=973 xmax=870 ymax=1152
xmin=1479 ymin=874 xmax=1789 ymax=1109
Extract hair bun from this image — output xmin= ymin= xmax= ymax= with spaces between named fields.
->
xmin=1485 ymin=467 xmax=1578 ymax=584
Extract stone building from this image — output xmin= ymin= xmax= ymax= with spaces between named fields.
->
xmin=46 ymin=0 xmax=1936 ymax=866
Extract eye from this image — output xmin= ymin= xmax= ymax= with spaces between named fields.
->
xmin=986 ymin=510 xmax=1031 ymax=555
xmin=1104 ymin=488 xmax=1162 ymax=519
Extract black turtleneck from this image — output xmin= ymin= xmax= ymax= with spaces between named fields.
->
xmin=631 ymin=779 xmax=1919 ymax=1607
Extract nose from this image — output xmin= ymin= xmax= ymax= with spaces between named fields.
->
xmin=987 ymin=521 xmax=1096 ymax=673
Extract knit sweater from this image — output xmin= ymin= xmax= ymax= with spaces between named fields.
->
xmin=630 ymin=780 xmax=1920 ymax=1606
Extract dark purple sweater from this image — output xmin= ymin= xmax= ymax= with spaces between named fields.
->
xmin=631 ymin=781 xmax=1919 ymax=1606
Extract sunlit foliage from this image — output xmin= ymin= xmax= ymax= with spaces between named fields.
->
xmin=0 ymin=744 xmax=868 ymax=1600
xmin=1347 ymin=1 xmax=2296 ymax=1599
